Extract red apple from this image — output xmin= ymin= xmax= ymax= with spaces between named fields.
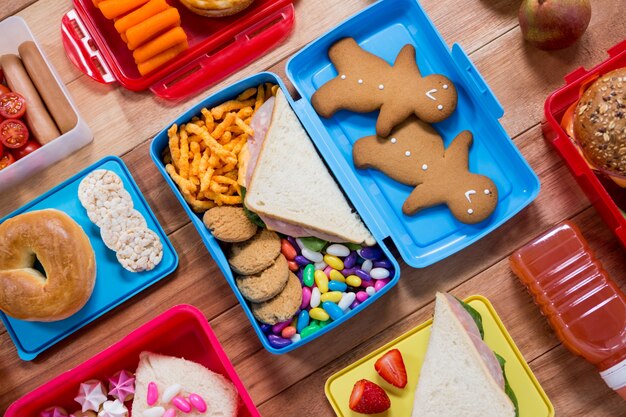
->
xmin=519 ymin=0 xmax=591 ymax=50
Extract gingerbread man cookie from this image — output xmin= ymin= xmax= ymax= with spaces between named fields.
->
xmin=311 ymin=38 xmax=458 ymax=137
xmin=353 ymin=118 xmax=498 ymax=224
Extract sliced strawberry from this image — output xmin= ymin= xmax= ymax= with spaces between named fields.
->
xmin=374 ymin=349 xmax=408 ymax=388
xmin=349 ymin=379 xmax=391 ymax=414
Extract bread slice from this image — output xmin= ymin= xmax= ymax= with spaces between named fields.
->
xmin=132 ymin=352 xmax=239 ymax=417
xmin=245 ymin=90 xmax=373 ymax=244
xmin=411 ymin=293 xmax=515 ymax=417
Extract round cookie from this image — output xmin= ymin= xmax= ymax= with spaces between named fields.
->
xmin=236 ymin=254 xmax=289 ymax=302
xmin=228 ymin=228 xmax=280 ymax=275
xmin=203 ymin=206 xmax=257 ymax=243
xmin=250 ymin=272 xmax=302 ymax=325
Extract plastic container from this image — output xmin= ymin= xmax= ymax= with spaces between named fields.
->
xmin=510 ymin=221 xmax=626 ymax=400
xmin=0 ymin=16 xmax=92 ymax=191
xmin=4 ymin=304 xmax=261 ymax=417
xmin=0 ymin=156 xmax=178 ymax=360
xmin=325 ymin=295 xmax=553 ymax=417
xmin=543 ymin=40 xmax=626 ymax=248
xmin=61 ymin=0 xmax=295 ymax=100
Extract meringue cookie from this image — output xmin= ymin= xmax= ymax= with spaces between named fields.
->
xmin=98 ymin=400 xmax=128 ymax=417
xmin=108 ymin=370 xmax=135 ymax=403
xmin=39 ymin=407 xmax=68 ymax=417
xmin=75 ymin=380 xmax=108 ymax=412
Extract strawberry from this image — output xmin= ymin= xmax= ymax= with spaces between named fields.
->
xmin=374 ymin=348 xmax=408 ymax=388
xmin=349 ymin=379 xmax=391 ymax=414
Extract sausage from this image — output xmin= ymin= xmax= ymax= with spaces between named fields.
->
xmin=18 ymin=41 xmax=77 ymax=134
xmin=0 ymin=54 xmax=60 ymax=144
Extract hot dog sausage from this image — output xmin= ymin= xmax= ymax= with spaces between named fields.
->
xmin=18 ymin=41 xmax=77 ymax=134
xmin=0 ymin=54 xmax=60 ymax=144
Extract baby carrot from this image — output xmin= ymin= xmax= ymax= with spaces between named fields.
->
xmin=114 ymin=0 xmax=169 ymax=34
xmin=98 ymin=0 xmax=150 ymax=19
xmin=126 ymin=8 xmax=180 ymax=50
xmin=133 ymin=27 xmax=188 ymax=64
xmin=137 ymin=41 xmax=188 ymax=76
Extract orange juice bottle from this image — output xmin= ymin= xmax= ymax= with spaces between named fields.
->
xmin=510 ymin=221 xmax=626 ymax=400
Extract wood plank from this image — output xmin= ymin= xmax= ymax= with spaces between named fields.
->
xmin=0 ymin=0 xmax=36 ymax=21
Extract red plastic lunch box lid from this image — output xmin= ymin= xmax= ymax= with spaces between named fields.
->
xmin=543 ymin=39 xmax=626 ymax=248
xmin=61 ymin=0 xmax=294 ymax=100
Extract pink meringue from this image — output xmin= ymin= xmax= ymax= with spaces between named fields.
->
xmin=108 ymin=370 xmax=135 ymax=402
xmin=98 ymin=399 xmax=128 ymax=417
xmin=75 ymin=380 xmax=108 ymax=412
xmin=39 ymin=407 xmax=68 ymax=417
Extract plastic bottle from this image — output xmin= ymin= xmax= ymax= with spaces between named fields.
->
xmin=509 ymin=221 xmax=626 ymax=400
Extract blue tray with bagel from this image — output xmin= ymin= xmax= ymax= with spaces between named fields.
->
xmin=0 ymin=156 xmax=178 ymax=360
xmin=150 ymin=0 xmax=538 ymax=353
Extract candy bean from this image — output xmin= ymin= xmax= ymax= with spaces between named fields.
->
xmin=356 ymin=291 xmax=369 ymax=303
xmin=343 ymin=251 xmax=358 ymax=269
xmin=366 ymin=286 xmax=376 ymax=296
xmin=189 ymin=394 xmax=207 ymax=413
xmin=296 ymin=269 xmax=304 ymax=282
xmin=359 ymin=246 xmax=383 ymax=260
xmin=355 ymin=269 xmax=371 ymax=281
xmin=346 ymin=275 xmax=362 ymax=287
xmin=301 ymin=323 xmax=321 ymax=338
xmin=295 ymin=238 xmax=305 ymax=250
xmin=374 ymin=259 xmax=393 ymax=269
xmin=296 ymin=310 xmax=310 ymax=332
xmin=163 ymin=408 xmax=176 ymax=417
xmin=272 ymin=320 xmax=291 ymax=335
xmin=310 ymin=307 xmax=330 ymax=321
xmin=341 ymin=267 xmax=356 ymax=276
xmin=323 ymin=266 xmax=333 ymax=276
xmin=303 ymin=264 xmax=315 ymax=287
xmin=328 ymin=281 xmax=347 ymax=292
xmin=310 ymin=287 xmax=321 ymax=308
xmin=260 ymin=323 xmax=272 ymax=334
xmin=282 ymin=326 xmax=297 ymax=339
xmin=329 ymin=269 xmax=346 ymax=282
xmin=323 ymin=301 xmax=344 ymax=320
xmin=370 ymin=268 xmax=390 ymax=279
xmin=302 ymin=248 xmax=324 ymax=263
xmin=287 ymin=237 xmax=301 ymax=254
xmin=361 ymin=279 xmax=374 ymax=288
xmin=291 ymin=333 xmax=302 ymax=343
xmin=287 ymin=260 xmax=299 ymax=272
xmin=374 ymin=278 xmax=390 ymax=292
xmin=314 ymin=270 xmax=329 ymax=293
xmin=143 ymin=407 xmax=165 ymax=417
xmin=172 ymin=396 xmax=192 ymax=413
xmin=321 ymin=291 xmax=343 ymax=303
xmin=281 ymin=239 xmax=297 ymax=260
xmin=326 ymin=243 xmax=350 ymax=257
xmin=268 ymin=334 xmax=292 ymax=349
xmin=301 ymin=287 xmax=312 ymax=309
xmin=361 ymin=259 xmax=373 ymax=273
xmin=350 ymin=299 xmax=361 ymax=309
xmin=162 ymin=383 xmax=182 ymax=403
xmin=338 ymin=292 xmax=356 ymax=311
xmin=147 ymin=382 xmax=159 ymax=406
xmin=314 ymin=261 xmax=327 ymax=270
xmin=324 ymin=254 xmax=344 ymax=270
xmin=295 ymin=255 xmax=310 ymax=266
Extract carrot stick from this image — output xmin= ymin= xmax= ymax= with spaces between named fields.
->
xmin=114 ymin=0 xmax=169 ymax=34
xmin=126 ymin=8 xmax=180 ymax=50
xmin=137 ymin=41 xmax=188 ymax=76
xmin=133 ymin=27 xmax=187 ymax=64
xmin=98 ymin=0 xmax=150 ymax=19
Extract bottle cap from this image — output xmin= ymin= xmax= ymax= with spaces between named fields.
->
xmin=600 ymin=358 xmax=626 ymax=399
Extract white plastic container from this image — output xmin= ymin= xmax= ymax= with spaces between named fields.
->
xmin=0 ymin=16 xmax=92 ymax=190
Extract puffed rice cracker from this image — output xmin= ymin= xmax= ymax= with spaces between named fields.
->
xmin=100 ymin=208 xmax=147 ymax=251
xmin=116 ymin=227 xmax=163 ymax=272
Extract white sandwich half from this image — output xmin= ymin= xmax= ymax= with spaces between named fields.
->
xmin=244 ymin=89 xmax=373 ymax=244
xmin=411 ymin=293 xmax=517 ymax=417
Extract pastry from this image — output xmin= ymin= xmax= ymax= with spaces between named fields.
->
xmin=236 ymin=254 xmax=289 ymax=302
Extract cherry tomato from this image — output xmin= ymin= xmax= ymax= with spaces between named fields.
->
xmin=0 ymin=85 xmax=9 ymax=95
xmin=11 ymin=140 xmax=41 ymax=160
xmin=0 ymin=92 xmax=26 ymax=119
xmin=0 ymin=152 xmax=15 ymax=170
xmin=0 ymin=119 xmax=29 ymax=148
xmin=0 ymin=143 xmax=3 ymax=158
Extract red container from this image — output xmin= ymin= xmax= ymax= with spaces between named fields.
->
xmin=61 ymin=0 xmax=295 ymax=100
xmin=4 ymin=305 xmax=261 ymax=417
xmin=543 ymin=40 xmax=626 ymax=248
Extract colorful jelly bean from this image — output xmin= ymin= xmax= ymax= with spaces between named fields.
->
xmin=314 ymin=270 xmax=329 ymax=293
xmin=361 ymin=278 xmax=375 ymax=288
xmin=301 ymin=287 xmax=312 ymax=309
xmin=314 ymin=261 xmax=327 ymax=270
xmin=291 ymin=333 xmax=302 ymax=343
xmin=329 ymin=269 xmax=346 ymax=282
xmin=172 ymin=396 xmax=192 ymax=413
xmin=143 ymin=407 xmax=166 ymax=417
xmin=281 ymin=239 xmax=297 ymax=260
xmin=344 ymin=251 xmax=358 ymax=269
xmin=366 ymin=286 xmax=376 ymax=296
xmin=295 ymin=255 xmax=310 ymax=266
xmin=326 ymin=243 xmax=350 ymax=257
xmin=323 ymin=265 xmax=333 ymax=276
xmin=321 ymin=291 xmax=343 ymax=303
xmin=189 ymin=394 xmax=207 ymax=413
xmin=374 ymin=259 xmax=393 ymax=269
xmin=361 ymin=259 xmax=373 ymax=273
xmin=350 ymin=299 xmax=361 ymax=309
xmin=163 ymin=408 xmax=177 ymax=417
xmin=356 ymin=291 xmax=369 ymax=302
xmin=295 ymin=238 xmax=305 ymax=249
xmin=328 ymin=280 xmax=347 ymax=292
xmin=287 ymin=237 xmax=300 ymax=253
xmin=147 ymin=382 xmax=159 ymax=406
xmin=310 ymin=287 xmax=321 ymax=308
xmin=297 ymin=310 xmax=310 ymax=333
xmin=341 ymin=267 xmax=356 ymax=276
xmin=370 ymin=267 xmax=390 ymax=279
xmin=310 ymin=307 xmax=330 ymax=321
xmin=288 ymin=260 xmax=299 ymax=272
xmin=301 ymin=323 xmax=321 ymax=338
xmin=268 ymin=334 xmax=292 ymax=348
xmin=162 ymin=383 xmax=182 ymax=403
xmin=282 ymin=326 xmax=297 ymax=339
xmin=359 ymin=246 xmax=383 ymax=260
xmin=260 ymin=323 xmax=272 ymax=334
xmin=324 ymin=254 xmax=344 ymax=270
xmin=303 ymin=264 xmax=315 ymax=287
xmin=322 ymin=301 xmax=344 ymax=320
xmin=272 ymin=320 xmax=291 ymax=335
xmin=346 ymin=275 xmax=362 ymax=287
xmin=338 ymin=292 xmax=356 ymax=311
xmin=374 ymin=278 xmax=390 ymax=292
xmin=302 ymin=247 xmax=324 ymax=263
xmin=355 ymin=268 xmax=371 ymax=281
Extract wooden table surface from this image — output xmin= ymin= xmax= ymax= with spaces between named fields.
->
xmin=1 ymin=0 xmax=626 ymax=416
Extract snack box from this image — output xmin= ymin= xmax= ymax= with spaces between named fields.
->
xmin=5 ymin=304 xmax=261 ymax=417
xmin=61 ymin=0 xmax=295 ymax=99
xmin=543 ymin=40 xmax=626 ymax=248
xmin=325 ymin=295 xmax=554 ymax=417
xmin=0 ymin=156 xmax=178 ymax=360
xmin=0 ymin=16 xmax=92 ymax=192
xmin=151 ymin=0 xmax=539 ymax=353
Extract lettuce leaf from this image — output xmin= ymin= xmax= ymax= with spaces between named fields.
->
xmin=240 ymin=187 xmax=266 ymax=228
xmin=494 ymin=353 xmax=520 ymax=417
xmin=456 ymin=297 xmax=484 ymax=339
xmin=299 ymin=237 xmax=328 ymax=252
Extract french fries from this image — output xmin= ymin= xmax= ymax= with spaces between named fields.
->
xmin=164 ymin=83 xmax=277 ymax=212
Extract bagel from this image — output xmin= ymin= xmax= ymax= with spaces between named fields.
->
xmin=0 ymin=209 xmax=96 ymax=321
xmin=178 ymin=0 xmax=254 ymax=17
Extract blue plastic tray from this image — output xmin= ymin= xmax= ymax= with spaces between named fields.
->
xmin=286 ymin=0 xmax=540 ymax=267
xmin=150 ymin=72 xmax=402 ymax=354
xmin=0 ymin=156 xmax=178 ymax=360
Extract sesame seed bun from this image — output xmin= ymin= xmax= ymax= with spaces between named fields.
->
xmin=178 ymin=0 xmax=254 ymax=17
